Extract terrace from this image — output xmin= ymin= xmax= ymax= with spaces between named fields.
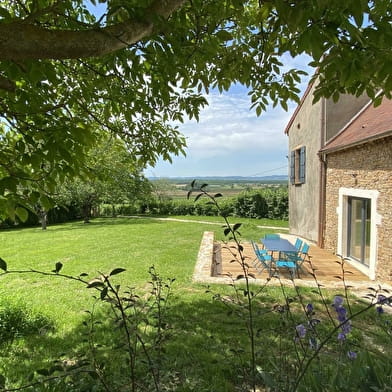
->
xmin=194 ymin=231 xmax=377 ymax=291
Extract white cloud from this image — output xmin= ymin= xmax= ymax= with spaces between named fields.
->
xmin=176 ymin=89 xmax=295 ymax=160
xmin=148 ymin=54 xmax=314 ymax=177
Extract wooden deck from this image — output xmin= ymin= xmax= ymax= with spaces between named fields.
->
xmin=213 ymin=236 xmax=370 ymax=286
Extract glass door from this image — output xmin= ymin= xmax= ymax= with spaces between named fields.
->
xmin=347 ymin=197 xmax=371 ymax=266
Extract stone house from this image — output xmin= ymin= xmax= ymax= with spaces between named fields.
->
xmin=285 ymin=83 xmax=392 ymax=281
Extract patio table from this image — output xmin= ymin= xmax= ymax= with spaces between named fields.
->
xmin=260 ymin=237 xmax=299 ymax=277
xmin=260 ymin=238 xmax=297 ymax=254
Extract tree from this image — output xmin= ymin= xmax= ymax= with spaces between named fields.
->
xmin=1 ymin=0 xmax=392 ymax=220
xmin=57 ymin=137 xmax=152 ymax=223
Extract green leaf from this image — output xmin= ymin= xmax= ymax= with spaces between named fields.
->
xmin=109 ymin=267 xmax=126 ymax=276
xmin=0 ymin=257 xmax=7 ymax=272
xmin=223 ymin=228 xmax=231 ymax=236
xmin=232 ymin=223 xmax=242 ymax=231
xmin=15 ymin=207 xmax=28 ymax=222
xmin=194 ymin=193 xmax=203 ymax=202
xmin=100 ymin=286 xmax=108 ymax=300
xmin=0 ymin=374 xmax=5 ymax=388
xmin=87 ymin=279 xmax=105 ymax=288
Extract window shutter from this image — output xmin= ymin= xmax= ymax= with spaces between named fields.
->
xmin=290 ymin=150 xmax=295 ymax=184
xmin=299 ymin=146 xmax=306 ymax=183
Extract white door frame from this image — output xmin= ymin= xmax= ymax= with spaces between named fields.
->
xmin=336 ymin=188 xmax=381 ymax=280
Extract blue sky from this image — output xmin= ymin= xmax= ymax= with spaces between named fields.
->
xmin=147 ymin=54 xmax=314 ymax=178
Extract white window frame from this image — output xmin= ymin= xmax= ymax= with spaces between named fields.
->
xmin=336 ymin=188 xmax=381 ymax=280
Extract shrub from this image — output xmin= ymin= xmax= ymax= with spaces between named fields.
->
xmin=0 ymin=302 xmax=54 ymax=347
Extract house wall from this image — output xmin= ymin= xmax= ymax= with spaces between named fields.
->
xmin=325 ymin=95 xmax=370 ymax=142
xmin=287 ymin=83 xmax=323 ymax=242
xmin=324 ymin=137 xmax=392 ymax=281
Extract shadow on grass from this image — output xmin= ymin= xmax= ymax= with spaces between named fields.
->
xmin=2 ymin=284 xmax=391 ymax=392
xmin=0 ymin=292 xmax=284 ymax=392
xmin=0 ymin=217 xmax=166 ymax=235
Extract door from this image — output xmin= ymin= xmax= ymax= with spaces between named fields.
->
xmin=347 ymin=197 xmax=371 ymax=266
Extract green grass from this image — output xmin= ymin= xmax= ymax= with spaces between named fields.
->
xmin=163 ymin=214 xmax=289 ymax=228
xmin=0 ymin=217 xmax=391 ymax=391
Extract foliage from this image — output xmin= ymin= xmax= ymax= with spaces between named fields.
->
xmin=56 ymin=138 xmax=153 ymax=223
xmin=142 ymin=187 xmax=289 ymax=220
xmin=1 ymin=1 xmax=392 ymax=219
xmin=0 ymin=301 xmax=54 ymax=348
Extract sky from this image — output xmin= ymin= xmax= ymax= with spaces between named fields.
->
xmin=146 ymin=54 xmax=314 ymax=178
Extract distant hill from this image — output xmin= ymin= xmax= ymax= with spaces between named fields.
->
xmin=149 ymin=175 xmax=288 ymax=182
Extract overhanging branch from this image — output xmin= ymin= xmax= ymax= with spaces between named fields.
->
xmin=0 ymin=0 xmax=186 ymax=60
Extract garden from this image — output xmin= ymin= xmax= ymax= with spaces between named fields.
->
xmin=2 ymin=2 xmax=392 ymax=391
xmin=0 ymin=214 xmax=391 ymax=392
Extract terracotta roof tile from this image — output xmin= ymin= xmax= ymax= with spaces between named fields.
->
xmin=321 ymin=98 xmax=392 ymax=153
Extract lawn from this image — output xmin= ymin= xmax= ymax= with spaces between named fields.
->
xmin=0 ymin=217 xmax=391 ymax=391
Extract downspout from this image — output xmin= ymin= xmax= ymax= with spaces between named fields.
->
xmin=318 ymin=98 xmax=327 ymax=248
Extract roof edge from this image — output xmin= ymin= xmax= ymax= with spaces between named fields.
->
xmin=284 ymin=78 xmax=316 ymax=135
xmin=320 ymin=129 xmax=392 ymax=154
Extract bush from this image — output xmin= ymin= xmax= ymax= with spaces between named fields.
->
xmin=128 ymin=187 xmax=288 ymax=220
xmin=0 ymin=302 xmax=54 ymax=347
xmin=233 ymin=188 xmax=288 ymax=219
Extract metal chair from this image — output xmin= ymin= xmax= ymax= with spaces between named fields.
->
xmin=263 ymin=233 xmax=280 ymax=240
xmin=283 ymin=242 xmax=310 ymax=277
xmin=251 ymin=241 xmax=272 ymax=275
xmin=274 ymin=258 xmax=298 ymax=278
xmin=294 ymin=238 xmax=303 ymax=250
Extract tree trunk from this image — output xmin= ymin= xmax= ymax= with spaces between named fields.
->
xmin=39 ymin=209 xmax=47 ymax=230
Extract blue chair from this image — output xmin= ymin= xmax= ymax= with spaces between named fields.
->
xmin=300 ymin=243 xmax=310 ymax=261
xmin=283 ymin=242 xmax=310 ymax=277
xmin=251 ymin=241 xmax=272 ymax=275
xmin=274 ymin=258 xmax=298 ymax=278
xmin=294 ymin=238 xmax=303 ymax=250
xmin=264 ymin=233 xmax=280 ymax=240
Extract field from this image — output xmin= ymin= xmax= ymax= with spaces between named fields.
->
xmin=150 ymin=176 xmax=288 ymax=199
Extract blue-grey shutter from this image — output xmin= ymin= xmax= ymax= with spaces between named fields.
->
xmin=299 ymin=146 xmax=306 ymax=183
xmin=290 ymin=150 xmax=295 ymax=184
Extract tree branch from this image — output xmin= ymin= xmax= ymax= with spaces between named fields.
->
xmin=0 ymin=0 xmax=186 ymax=60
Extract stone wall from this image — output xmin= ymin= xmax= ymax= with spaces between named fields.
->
xmin=324 ymin=137 xmax=392 ymax=281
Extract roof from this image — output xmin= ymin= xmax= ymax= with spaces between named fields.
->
xmin=320 ymin=97 xmax=392 ymax=154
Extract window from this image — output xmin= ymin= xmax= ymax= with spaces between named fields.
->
xmin=290 ymin=146 xmax=306 ymax=185
xmin=347 ymin=197 xmax=371 ymax=266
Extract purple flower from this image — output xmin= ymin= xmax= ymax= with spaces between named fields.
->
xmin=306 ymin=303 xmax=314 ymax=314
xmin=337 ymin=332 xmax=346 ymax=341
xmin=336 ymin=307 xmax=347 ymax=322
xmin=333 ymin=296 xmax=344 ymax=308
xmin=347 ymin=351 xmax=357 ymax=360
xmin=296 ymin=324 xmax=307 ymax=338
xmin=341 ymin=321 xmax=352 ymax=334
